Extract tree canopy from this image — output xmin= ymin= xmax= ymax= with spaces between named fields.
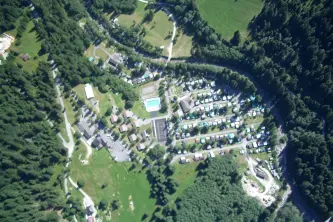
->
xmin=175 ymin=157 xmax=264 ymax=221
xmin=0 ymin=61 xmax=66 ymax=221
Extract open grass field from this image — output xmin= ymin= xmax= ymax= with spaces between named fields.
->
xmin=170 ymin=162 xmax=200 ymax=202
xmin=132 ymin=100 xmax=151 ymax=119
xmin=117 ymin=2 xmax=173 ymax=55
xmin=250 ymin=152 xmax=270 ymax=161
xmin=172 ymin=31 xmax=192 ymax=58
xmin=74 ymin=84 xmax=150 ymax=119
xmin=70 ymin=148 xmax=155 ymax=221
xmin=73 ymin=84 xmax=113 ymax=116
xmin=95 ymin=48 xmax=109 ymax=60
xmin=84 ymin=42 xmax=115 ymax=62
xmin=63 ymin=97 xmax=77 ymax=125
xmin=196 ymin=0 xmax=263 ymax=40
xmin=59 ymin=122 xmax=70 ymax=143
xmin=10 ymin=21 xmax=48 ymax=73
xmin=84 ymin=44 xmax=95 ymax=58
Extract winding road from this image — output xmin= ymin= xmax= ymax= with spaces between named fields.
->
xmin=53 ymin=69 xmax=97 ymax=219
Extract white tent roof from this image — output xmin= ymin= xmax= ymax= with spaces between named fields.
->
xmin=84 ymin=84 xmax=94 ymax=99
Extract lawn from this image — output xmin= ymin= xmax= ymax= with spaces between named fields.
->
xmin=95 ymin=48 xmax=109 ymax=60
xmin=172 ymin=30 xmax=192 ymax=58
xmin=235 ymin=154 xmax=248 ymax=174
xmin=244 ymin=116 xmax=264 ymax=125
xmin=59 ymin=122 xmax=70 ymax=143
xmin=64 ymin=97 xmax=77 ymax=125
xmin=195 ymin=0 xmax=263 ymax=40
xmin=70 ymin=148 xmax=156 ymax=222
xmin=74 ymin=84 xmax=150 ymax=119
xmin=73 ymin=84 xmax=113 ymax=116
xmin=10 ymin=20 xmax=48 ymax=73
xmin=132 ymin=101 xmax=150 ymax=119
xmin=117 ymin=2 xmax=173 ymax=55
xmin=250 ymin=152 xmax=270 ymax=161
xmin=84 ymin=42 xmax=115 ymax=61
xmin=170 ymin=162 xmax=200 ymax=202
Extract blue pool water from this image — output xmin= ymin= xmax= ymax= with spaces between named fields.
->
xmin=146 ymin=98 xmax=160 ymax=108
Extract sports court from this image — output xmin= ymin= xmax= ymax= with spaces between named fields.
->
xmin=153 ymin=118 xmax=167 ymax=143
xmin=141 ymin=82 xmax=159 ymax=100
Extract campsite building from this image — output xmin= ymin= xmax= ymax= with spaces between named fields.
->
xmin=84 ymin=84 xmax=94 ymax=99
xmin=119 ymin=124 xmax=128 ymax=132
xmin=110 ymin=114 xmax=118 ymax=124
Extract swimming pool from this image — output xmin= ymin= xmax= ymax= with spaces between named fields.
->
xmin=145 ymin=97 xmax=161 ymax=112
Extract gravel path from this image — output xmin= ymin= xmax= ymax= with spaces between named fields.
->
xmin=53 ymin=68 xmax=97 ymax=219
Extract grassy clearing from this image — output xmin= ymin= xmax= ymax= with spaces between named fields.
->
xmin=95 ymin=48 xmax=109 ymax=60
xmin=64 ymin=97 xmax=77 ymax=125
xmin=84 ymin=42 xmax=115 ymax=61
xmin=73 ymin=84 xmax=112 ymax=116
xmin=196 ymin=0 xmax=263 ymax=40
xmin=235 ymin=154 xmax=248 ymax=174
xmin=10 ymin=21 xmax=48 ymax=73
xmin=244 ymin=116 xmax=264 ymax=125
xmin=84 ymin=44 xmax=95 ymax=58
xmin=73 ymin=84 xmax=150 ymax=119
xmin=59 ymin=122 xmax=70 ymax=143
xmin=118 ymin=2 xmax=173 ymax=55
xmin=170 ymin=162 xmax=200 ymax=202
xmin=250 ymin=152 xmax=270 ymax=161
xmin=70 ymin=148 xmax=155 ymax=222
xmin=172 ymin=31 xmax=192 ymax=58
xmin=132 ymin=101 xmax=150 ymax=119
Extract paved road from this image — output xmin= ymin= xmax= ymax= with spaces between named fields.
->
xmin=170 ymin=142 xmax=244 ymax=164
xmin=181 ymin=113 xmax=235 ymax=125
xmin=176 ymin=128 xmax=237 ymax=141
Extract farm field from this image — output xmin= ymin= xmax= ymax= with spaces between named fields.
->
xmin=117 ymin=2 xmax=173 ymax=56
xmin=195 ymin=0 xmax=263 ymax=40
xmin=172 ymin=30 xmax=192 ymax=58
xmin=10 ymin=21 xmax=48 ymax=73
xmin=70 ymin=148 xmax=156 ymax=222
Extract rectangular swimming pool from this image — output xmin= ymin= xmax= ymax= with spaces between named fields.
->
xmin=145 ymin=97 xmax=161 ymax=112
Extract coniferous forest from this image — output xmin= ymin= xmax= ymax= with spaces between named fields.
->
xmin=0 ymin=61 xmax=66 ymax=221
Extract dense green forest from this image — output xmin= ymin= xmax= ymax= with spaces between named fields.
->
xmin=160 ymin=0 xmax=333 ymax=218
xmin=0 ymin=0 xmax=24 ymax=33
xmin=276 ymin=202 xmax=302 ymax=222
xmin=175 ymin=157 xmax=264 ymax=221
xmin=0 ymin=61 xmax=66 ymax=221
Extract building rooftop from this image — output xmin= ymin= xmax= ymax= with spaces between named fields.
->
xmin=119 ymin=124 xmax=128 ymax=132
xmin=129 ymin=134 xmax=137 ymax=142
xmin=84 ymin=84 xmax=94 ymax=99
xmin=110 ymin=114 xmax=118 ymax=123
xmin=133 ymin=119 xmax=142 ymax=128
xmin=180 ymin=98 xmax=193 ymax=113
xmin=20 ymin=53 xmax=30 ymax=62
xmin=108 ymin=53 xmax=124 ymax=67
xmin=123 ymin=110 xmax=133 ymax=118
xmin=137 ymin=143 xmax=145 ymax=151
